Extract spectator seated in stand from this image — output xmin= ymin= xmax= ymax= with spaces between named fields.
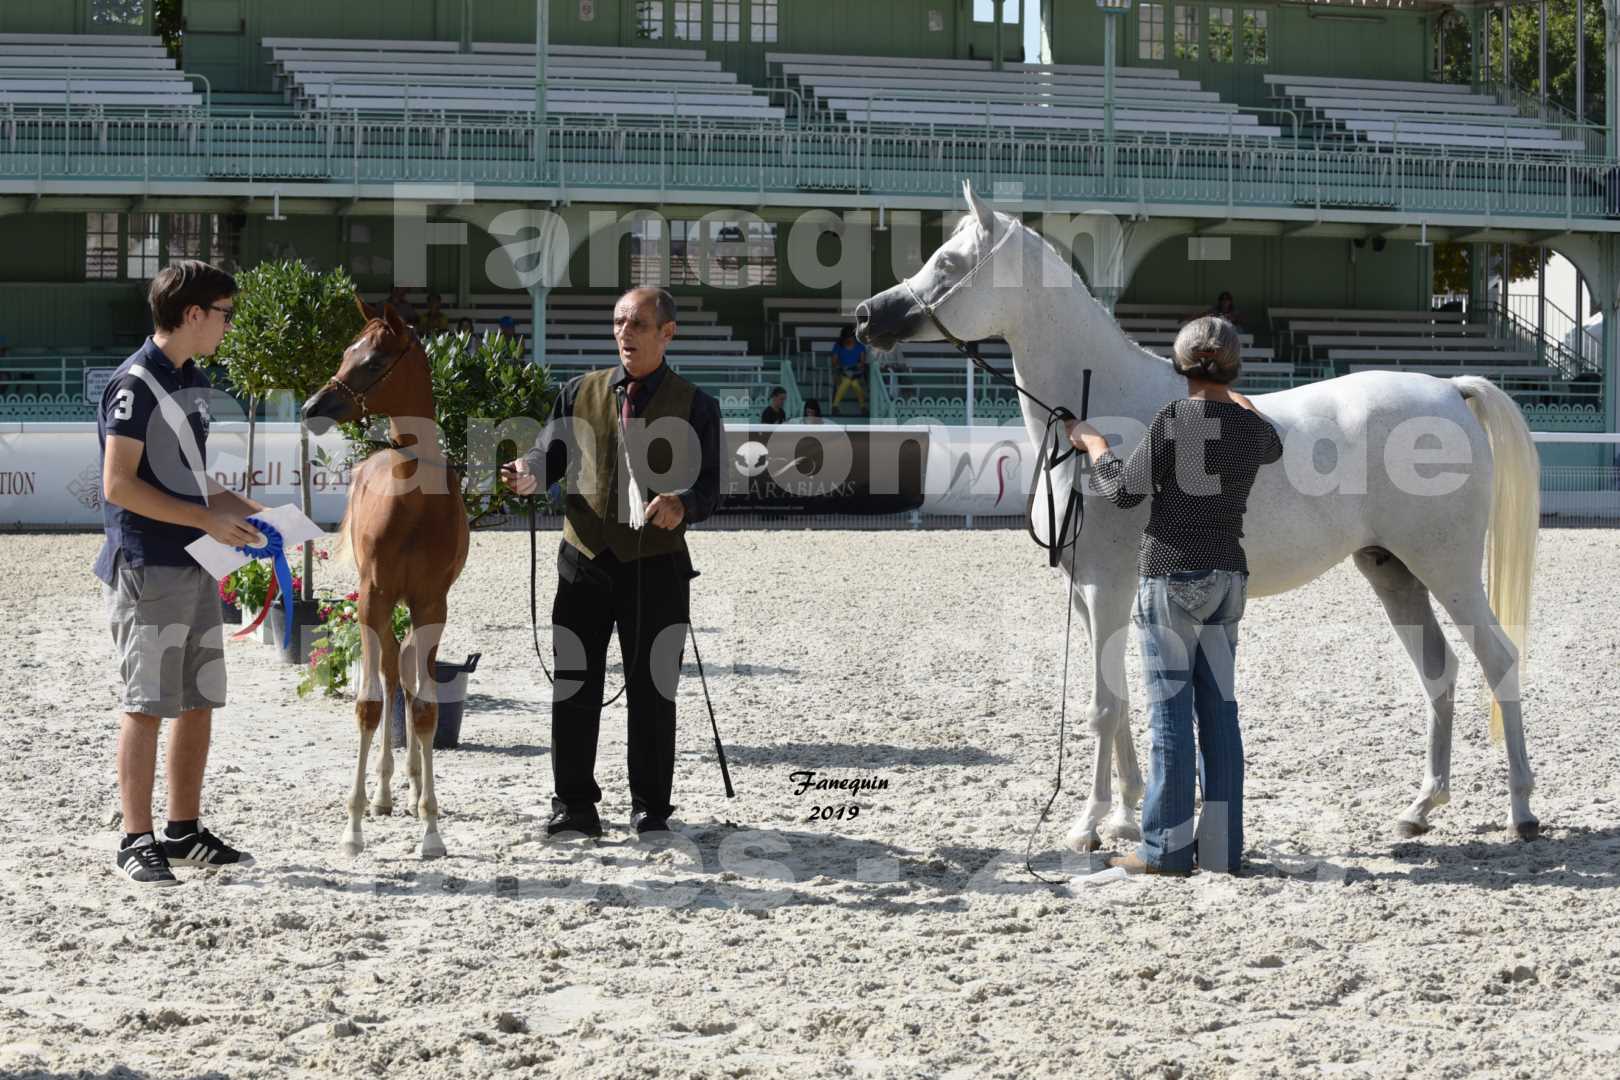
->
xmin=760 ymin=385 xmax=787 ymax=424
xmin=802 ymin=398 xmax=824 ymax=423
xmin=419 ymin=292 xmax=450 ymax=336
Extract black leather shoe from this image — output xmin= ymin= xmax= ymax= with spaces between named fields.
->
xmin=545 ymin=806 xmax=602 ymax=839
xmin=631 ymin=811 xmax=671 ymax=836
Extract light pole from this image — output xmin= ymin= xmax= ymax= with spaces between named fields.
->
xmin=1096 ymin=0 xmax=1134 ymax=187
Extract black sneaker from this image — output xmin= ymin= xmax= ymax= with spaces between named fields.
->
xmin=630 ymin=811 xmax=672 ymax=837
xmin=116 ymin=834 xmax=180 ymax=887
xmin=544 ymin=805 xmax=603 ymax=840
xmin=162 ymin=825 xmax=256 ymax=868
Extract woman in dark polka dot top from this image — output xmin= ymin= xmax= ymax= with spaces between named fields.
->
xmin=1066 ymin=316 xmax=1284 ymax=877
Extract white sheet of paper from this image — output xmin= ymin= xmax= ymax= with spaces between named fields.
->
xmin=186 ymin=503 xmax=327 ymax=580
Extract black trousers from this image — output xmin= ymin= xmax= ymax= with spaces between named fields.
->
xmin=551 ymin=540 xmax=692 ymax=819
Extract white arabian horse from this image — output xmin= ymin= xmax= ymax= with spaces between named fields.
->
xmin=856 ymin=181 xmax=1540 ymax=849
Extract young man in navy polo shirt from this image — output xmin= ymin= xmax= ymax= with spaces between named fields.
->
xmin=97 ymin=261 xmax=265 ymax=886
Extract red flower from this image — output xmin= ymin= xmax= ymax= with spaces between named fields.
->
xmin=346 ymin=591 xmax=360 ymax=602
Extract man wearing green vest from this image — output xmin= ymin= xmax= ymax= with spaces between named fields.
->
xmin=502 ymin=288 xmax=722 ymax=840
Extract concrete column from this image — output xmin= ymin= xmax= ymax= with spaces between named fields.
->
xmin=1605 ymin=236 xmax=1619 ymax=431
xmin=1578 ymin=0 xmax=1587 ymax=122
xmin=1503 ymin=0 xmax=1511 ymax=86
xmin=1608 ymin=0 xmax=1620 ymax=159
xmin=530 ymin=284 xmax=549 ymax=368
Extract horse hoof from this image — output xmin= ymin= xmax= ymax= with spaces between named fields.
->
xmin=1065 ymin=824 xmax=1102 ymax=854
xmin=1394 ymin=818 xmax=1432 ymax=838
xmin=339 ymin=835 xmax=365 ymax=857
xmin=417 ymin=835 xmax=447 ymax=860
xmin=369 ymin=802 xmax=392 ymax=818
xmin=1513 ymin=819 xmax=1541 ymax=842
xmin=1100 ymin=819 xmax=1142 ymax=844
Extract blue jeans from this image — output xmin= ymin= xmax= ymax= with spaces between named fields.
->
xmin=1133 ymin=569 xmax=1248 ymax=873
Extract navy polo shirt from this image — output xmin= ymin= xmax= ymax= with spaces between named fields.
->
xmin=92 ymin=338 xmax=214 ymax=585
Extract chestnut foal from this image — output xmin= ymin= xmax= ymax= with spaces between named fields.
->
xmin=302 ymin=300 xmax=469 ymax=859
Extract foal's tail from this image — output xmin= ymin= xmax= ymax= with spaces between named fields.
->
xmin=1454 ymin=375 xmax=1540 ymax=744
xmin=330 ymin=503 xmax=355 ymax=567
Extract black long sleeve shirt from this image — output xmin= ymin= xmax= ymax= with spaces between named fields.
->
xmin=1088 ymin=397 xmax=1283 ymax=575
xmin=523 ymin=361 xmax=723 ymax=524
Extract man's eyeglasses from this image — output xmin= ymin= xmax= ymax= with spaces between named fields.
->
xmin=208 ymin=305 xmax=236 ymax=324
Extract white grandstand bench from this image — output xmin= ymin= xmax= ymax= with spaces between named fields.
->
xmin=1348 ymin=363 xmax=1560 ymax=380
xmin=1354 ymin=129 xmax=1585 ymax=153
xmin=824 ymin=98 xmax=1261 ymax=125
xmin=0 ymin=87 xmax=203 ymax=110
xmin=1285 ymin=321 xmax=1486 ymax=335
xmin=787 ymin=70 xmax=1222 ymax=103
xmin=1272 ymin=307 xmax=1466 ymax=322
xmin=261 ymin=37 xmax=461 ymax=52
xmin=1305 ymin=335 xmax=1514 ymax=351
xmin=1330 ymin=349 xmax=1539 ymax=364
xmin=544 ymin=338 xmax=750 ymax=354
xmin=837 ymin=107 xmax=1280 ymax=138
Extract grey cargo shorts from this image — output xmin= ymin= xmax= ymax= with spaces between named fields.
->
xmin=104 ymin=554 xmax=227 ymax=717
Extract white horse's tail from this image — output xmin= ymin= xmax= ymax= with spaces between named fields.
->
xmin=1454 ymin=375 xmax=1540 ymax=744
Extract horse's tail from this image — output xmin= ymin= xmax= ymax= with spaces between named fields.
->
xmin=1454 ymin=375 xmax=1540 ymax=744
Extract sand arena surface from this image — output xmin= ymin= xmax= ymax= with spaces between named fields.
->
xmin=1 ymin=528 xmax=1618 ymax=1079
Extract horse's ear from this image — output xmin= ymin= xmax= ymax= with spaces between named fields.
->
xmin=963 ymin=179 xmax=995 ymax=234
xmin=354 ymin=291 xmax=378 ymax=321
xmin=382 ymin=302 xmax=407 ymax=337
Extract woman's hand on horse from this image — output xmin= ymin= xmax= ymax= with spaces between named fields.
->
xmin=500 ymin=458 xmax=539 ymax=496
xmin=206 ymin=510 xmax=262 ymax=548
xmin=1065 ymin=419 xmax=1109 ymax=458
xmin=646 ymin=494 xmax=686 ymax=529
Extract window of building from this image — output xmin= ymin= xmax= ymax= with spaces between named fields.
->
xmin=1208 ymin=7 xmax=1234 ymax=62
xmin=126 ymin=214 xmax=160 ymax=280
xmin=1138 ymin=3 xmax=1166 ymax=61
xmin=750 ymin=0 xmax=778 ymax=43
xmin=631 ymin=218 xmax=778 ymax=288
xmin=673 ymin=0 xmax=703 ymax=41
xmin=631 ymin=217 xmax=668 ymax=286
xmin=167 ymin=213 xmax=208 ymax=263
xmin=636 ymin=0 xmax=664 ymax=40
xmin=713 ymin=0 xmax=741 ymax=42
xmin=973 ymin=0 xmax=1020 ymax=22
xmin=1242 ymin=10 xmax=1268 ymax=64
xmin=210 ymin=214 xmax=244 ymax=270
xmin=86 ymin=213 xmax=121 ymax=280
xmin=89 ymin=0 xmax=148 ymax=29
xmin=1174 ymin=6 xmax=1199 ymax=60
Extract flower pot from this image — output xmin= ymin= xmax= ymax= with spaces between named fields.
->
xmin=220 ymin=601 xmax=242 ymax=625
xmin=388 ymin=653 xmax=481 ymax=751
xmin=269 ymin=599 xmax=324 ymax=666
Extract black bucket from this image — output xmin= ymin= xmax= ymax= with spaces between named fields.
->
xmin=388 ymin=653 xmax=481 ymax=751
xmin=269 ymin=599 xmax=324 ymax=665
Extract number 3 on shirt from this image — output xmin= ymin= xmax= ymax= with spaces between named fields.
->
xmin=111 ymin=388 xmax=134 ymax=422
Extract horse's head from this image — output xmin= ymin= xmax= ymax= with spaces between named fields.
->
xmin=856 ymin=180 xmax=1018 ymax=352
xmin=302 ymin=295 xmax=427 ymax=432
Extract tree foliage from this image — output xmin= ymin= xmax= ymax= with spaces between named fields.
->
xmin=1432 ymin=243 xmax=1545 ymax=298
xmin=1436 ymin=3 xmax=1606 ymax=124
xmin=210 ymin=261 xmax=366 ymax=402
xmin=154 ymin=0 xmax=183 ymax=59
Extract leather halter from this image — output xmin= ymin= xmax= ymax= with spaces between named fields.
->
xmin=322 ymin=325 xmax=414 ymax=421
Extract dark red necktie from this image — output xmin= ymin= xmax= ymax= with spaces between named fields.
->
xmin=620 ymin=380 xmax=640 ymax=426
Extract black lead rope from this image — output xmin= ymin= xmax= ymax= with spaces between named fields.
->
xmin=918 ymin=309 xmax=1095 ymax=885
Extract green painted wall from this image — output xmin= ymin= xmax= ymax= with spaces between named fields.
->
xmin=0 ymin=0 xmax=92 ymax=34
xmin=1124 ymin=235 xmax=1428 ymax=318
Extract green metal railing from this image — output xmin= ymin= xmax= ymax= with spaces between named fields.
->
xmin=1 ymin=114 xmax=1618 ymax=221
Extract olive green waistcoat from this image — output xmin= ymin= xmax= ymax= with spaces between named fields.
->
xmin=563 ymin=366 xmax=699 ymax=562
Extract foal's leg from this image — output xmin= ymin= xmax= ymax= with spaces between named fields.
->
xmin=372 ymin=605 xmax=402 ymax=818
xmin=342 ymin=592 xmax=397 ymax=856
xmin=1352 ymin=548 xmax=1459 ymax=837
xmin=403 ymin=600 xmax=448 ymax=860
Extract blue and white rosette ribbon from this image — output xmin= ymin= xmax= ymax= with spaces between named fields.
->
xmin=239 ymin=518 xmax=295 ymax=650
